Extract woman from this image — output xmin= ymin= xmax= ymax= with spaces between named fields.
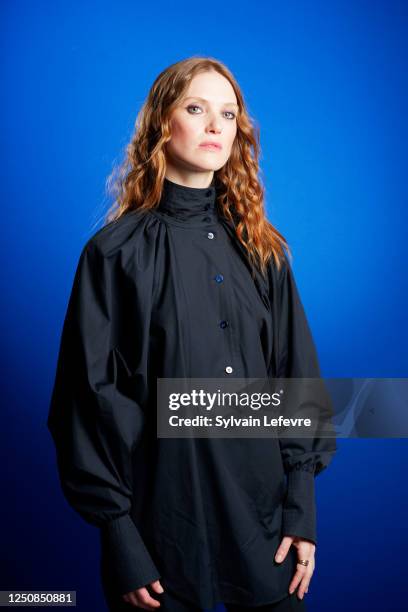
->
xmin=47 ymin=56 xmax=336 ymax=611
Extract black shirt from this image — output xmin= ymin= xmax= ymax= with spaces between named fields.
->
xmin=47 ymin=177 xmax=337 ymax=609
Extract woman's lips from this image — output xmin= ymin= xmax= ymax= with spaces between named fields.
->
xmin=199 ymin=144 xmax=222 ymax=151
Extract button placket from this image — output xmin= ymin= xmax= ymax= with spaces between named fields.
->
xmin=219 ymin=232 xmax=241 ymax=376
xmin=204 ymin=225 xmax=236 ymax=376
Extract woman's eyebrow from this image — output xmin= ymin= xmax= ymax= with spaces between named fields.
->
xmin=184 ymin=96 xmax=239 ymax=109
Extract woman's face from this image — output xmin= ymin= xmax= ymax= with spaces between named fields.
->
xmin=165 ymin=71 xmax=238 ymax=176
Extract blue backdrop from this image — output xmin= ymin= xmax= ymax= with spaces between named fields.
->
xmin=1 ymin=1 xmax=407 ymax=610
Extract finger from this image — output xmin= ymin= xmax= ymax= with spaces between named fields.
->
xmin=134 ymin=601 xmax=159 ymax=611
xmin=275 ymin=536 xmax=294 ymax=563
xmin=133 ymin=597 xmax=161 ymax=610
xmin=135 ymin=588 xmax=161 ymax=609
xmin=288 ymin=566 xmax=308 ymax=594
xmin=150 ymin=580 xmax=165 ymax=594
xmin=134 ymin=597 xmax=161 ymax=610
xmin=126 ymin=592 xmax=142 ymax=607
xmin=296 ymin=572 xmax=312 ymax=599
xmin=122 ymin=593 xmax=136 ymax=605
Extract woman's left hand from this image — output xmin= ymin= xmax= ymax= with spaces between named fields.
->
xmin=274 ymin=535 xmax=315 ymax=600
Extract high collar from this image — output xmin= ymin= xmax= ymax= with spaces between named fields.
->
xmin=156 ymin=177 xmax=218 ymax=225
xmin=153 ymin=177 xmax=270 ymax=296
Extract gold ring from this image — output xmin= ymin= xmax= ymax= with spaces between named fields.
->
xmin=297 ymin=559 xmax=309 ymax=567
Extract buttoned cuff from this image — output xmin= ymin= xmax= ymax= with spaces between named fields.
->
xmin=281 ymin=469 xmax=317 ymax=545
xmin=100 ymin=514 xmax=161 ymax=596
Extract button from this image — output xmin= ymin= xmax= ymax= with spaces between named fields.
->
xmin=225 ymin=366 xmax=233 ymax=374
xmin=207 ymin=232 xmax=215 ymax=239
xmin=203 ymin=216 xmax=211 ymax=222
xmin=214 ymin=274 xmax=224 ymax=283
xmin=219 ymin=320 xmax=229 ymax=329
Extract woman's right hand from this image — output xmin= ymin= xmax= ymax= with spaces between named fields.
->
xmin=122 ymin=580 xmax=164 ymax=609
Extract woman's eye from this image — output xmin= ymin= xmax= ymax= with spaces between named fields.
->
xmin=187 ymin=105 xmax=202 ymax=114
xmin=186 ymin=105 xmax=236 ymax=120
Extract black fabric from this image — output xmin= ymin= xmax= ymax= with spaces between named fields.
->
xmin=101 ymin=559 xmax=307 ymax=611
xmin=101 ymin=562 xmax=307 ymax=612
xmin=47 ymin=177 xmax=336 ymax=609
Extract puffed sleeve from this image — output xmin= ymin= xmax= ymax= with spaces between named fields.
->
xmin=47 ymin=236 xmax=161 ymax=596
xmin=273 ymin=252 xmax=337 ymax=545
